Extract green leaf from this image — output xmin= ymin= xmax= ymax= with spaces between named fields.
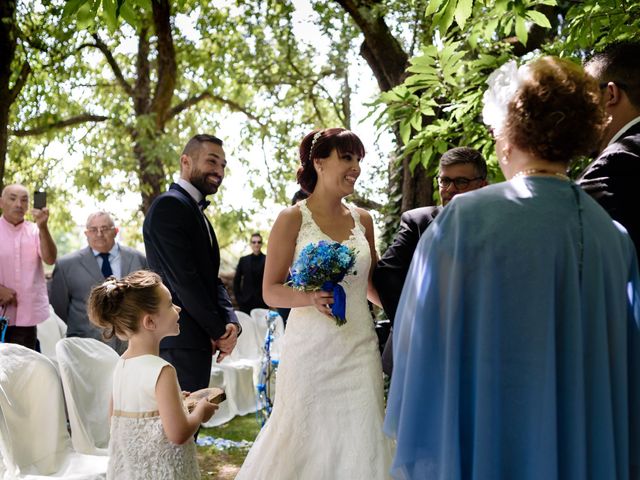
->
xmin=62 ymin=0 xmax=86 ymax=18
xmin=437 ymin=0 xmax=458 ymax=35
xmin=425 ymin=0 xmax=446 ymax=17
xmin=119 ymin=1 xmax=138 ymax=26
xmin=409 ymin=150 xmax=422 ymax=172
xmin=103 ymin=0 xmax=119 ymax=32
xmin=526 ymin=10 xmax=551 ymax=29
xmin=399 ymin=120 xmax=411 ymax=145
xmin=454 ymin=0 xmax=473 ymax=29
xmin=515 ymin=15 xmax=528 ymax=45
xmin=410 ymin=111 xmax=422 ymax=130
xmin=76 ymin=0 xmax=96 ymax=29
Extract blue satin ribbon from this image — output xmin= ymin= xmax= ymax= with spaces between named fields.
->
xmin=322 ymin=281 xmax=347 ymax=326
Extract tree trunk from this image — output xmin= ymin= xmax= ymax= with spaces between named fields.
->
xmin=0 ymin=0 xmax=17 ymax=191
xmin=334 ymin=0 xmax=433 ymax=212
xmin=135 ymin=0 xmax=176 ymax=213
xmin=133 ymin=131 xmax=166 ymax=214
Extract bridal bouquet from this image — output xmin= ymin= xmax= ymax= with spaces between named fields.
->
xmin=289 ymin=240 xmax=357 ymax=326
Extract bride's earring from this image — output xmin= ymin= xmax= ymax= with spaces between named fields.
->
xmin=500 ymin=146 xmax=511 ymax=165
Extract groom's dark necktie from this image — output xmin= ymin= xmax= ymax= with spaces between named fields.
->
xmin=99 ymin=252 xmax=113 ymax=278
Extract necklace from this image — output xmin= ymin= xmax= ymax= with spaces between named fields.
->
xmin=512 ymin=168 xmax=570 ymax=181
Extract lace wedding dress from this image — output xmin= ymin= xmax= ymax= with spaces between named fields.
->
xmin=236 ymin=200 xmax=394 ymax=479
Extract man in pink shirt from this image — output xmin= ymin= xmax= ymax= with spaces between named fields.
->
xmin=0 ymin=184 xmax=57 ymax=350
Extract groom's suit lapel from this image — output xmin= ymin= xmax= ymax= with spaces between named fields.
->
xmin=169 ymin=183 xmax=219 ymax=265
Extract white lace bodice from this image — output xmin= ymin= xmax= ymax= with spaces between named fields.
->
xmin=294 ymin=199 xmax=371 ymax=321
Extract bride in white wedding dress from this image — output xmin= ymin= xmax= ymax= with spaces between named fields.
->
xmin=235 ymin=128 xmax=394 ymax=480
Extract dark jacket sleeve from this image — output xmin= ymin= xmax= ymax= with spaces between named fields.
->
xmin=373 ymin=211 xmax=422 ymax=325
xmin=144 ymin=195 xmax=227 ymax=340
xmin=233 ymin=257 xmax=245 ymax=304
xmin=578 ymin=137 xmax=640 ymax=252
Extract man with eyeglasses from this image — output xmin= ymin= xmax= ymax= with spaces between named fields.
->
xmin=373 ymin=147 xmax=487 ymax=375
xmin=50 ymin=211 xmax=147 ymax=352
xmin=233 ymin=233 xmax=268 ymax=314
xmin=578 ymin=41 xmax=640 ymax=253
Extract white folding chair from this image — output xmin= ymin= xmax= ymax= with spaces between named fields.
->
xmin=0 ymin=343 xmax=107 ymax=478
xmin=56 ymin=338 xmax=119 ymax=456
xmin=36 ymin=306 xmax=68 ymax=364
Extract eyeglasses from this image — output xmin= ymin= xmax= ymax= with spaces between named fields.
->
xmin=437 ymin=176 xmax=484 ymax=190
xmin=251 ymin=240 xmax=262 ymax=244
xmin=86 ymin=226 xmax=115 ymax=235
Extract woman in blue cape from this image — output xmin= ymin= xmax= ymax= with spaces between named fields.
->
xmin=384 ymin=56 xmax=640 ymax=480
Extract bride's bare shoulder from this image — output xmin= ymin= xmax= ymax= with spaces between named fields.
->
xmin=274 ymin=205 xmax=303 ymax=229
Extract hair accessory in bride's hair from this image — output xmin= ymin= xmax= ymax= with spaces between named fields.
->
xmin=308 ymin=130 xmax=323 ymax=163
xmin=482 ymin=60 xmax=528 ymax=136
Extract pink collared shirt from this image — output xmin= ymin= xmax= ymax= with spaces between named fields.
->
xmin=0 ymin=216 xmax=49 ymax=326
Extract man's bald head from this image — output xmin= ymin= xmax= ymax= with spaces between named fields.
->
xmin=0 ymin=184 xmax=29 ymax=225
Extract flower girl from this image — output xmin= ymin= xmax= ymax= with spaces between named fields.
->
xmin=88 ymin=271 xmax=218 ymax=480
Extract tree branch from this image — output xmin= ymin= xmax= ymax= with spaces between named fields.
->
xmin=11 ymin=114 xmax=110 ymax=137
xmin=86 ymin=34 xmax=135 ymax=98
xmin=9 ymin=61 xmax=30 ymax=103
xmin=167 ymin=92 xmax=265 ymax=128
xmin=350 ymin=193 xmax=382 ymax=211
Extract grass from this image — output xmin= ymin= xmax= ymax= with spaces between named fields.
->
xmin=197 ymin=414 xmax=262 ymax=479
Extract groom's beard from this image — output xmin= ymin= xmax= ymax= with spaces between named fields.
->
xmin=190 ymin=168 xmax=221 ymax=196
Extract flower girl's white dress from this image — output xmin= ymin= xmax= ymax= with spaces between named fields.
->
xmin=236 ymin=200 xmax=394 ymax=479
xmin=108 ymin=355 xmax=200 ymax=479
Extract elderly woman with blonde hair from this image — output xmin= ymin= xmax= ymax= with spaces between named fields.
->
xmin=385 ymin=56 xmax=640 ymax=480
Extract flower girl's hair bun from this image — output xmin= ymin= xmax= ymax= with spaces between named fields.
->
xmin=88 ymin=270 xmax=164 ymax=341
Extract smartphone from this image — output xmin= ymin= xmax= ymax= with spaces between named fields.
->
xmin=33 ymin=191 xmax=46 ymax=209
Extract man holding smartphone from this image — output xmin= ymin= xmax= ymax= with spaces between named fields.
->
xmin=0 ymin=184 xmax=57 ymax=350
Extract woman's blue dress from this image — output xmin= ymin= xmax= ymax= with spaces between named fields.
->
xmin=385 ymin=177 xmax=640 ymax=480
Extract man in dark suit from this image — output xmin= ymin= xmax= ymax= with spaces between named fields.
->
xmin=143 ymin=134 xmax=240 ymax=393
xmin=50 ymin=211 xmax=147 ymax=353
xmin=373 ymin=147 xmax=488 ymax=375
xmin=578 ymin=41 xmax=640 ymax=252
xmin=233 ymin=233 xmax=268 ymax=314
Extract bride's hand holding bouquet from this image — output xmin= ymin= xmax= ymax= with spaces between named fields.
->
xmin=289 ymin=240 xmax=357 ymax=326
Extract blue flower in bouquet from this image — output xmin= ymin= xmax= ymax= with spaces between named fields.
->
xmin=289 ymin=241 xmax=357 ymax=326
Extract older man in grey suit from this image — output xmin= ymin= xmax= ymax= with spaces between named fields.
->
xmin=50 ymin=211 xmax=147 ymax=352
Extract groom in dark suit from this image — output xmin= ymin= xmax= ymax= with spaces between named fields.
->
xmin=373 ymin=147 xmax=487 ymax=375
xmin=144 ymin=134 xmax=240 ymax=393
xmin=578 ymin=41 xmax=640 ymax=252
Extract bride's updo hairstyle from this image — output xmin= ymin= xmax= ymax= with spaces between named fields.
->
xmin=88 ymin=270 xmax=164 ymax=340
xmin=505 ymin=56 xmax=605 ymax=163
xmin=297 ymin=128 xmax=366 ymax=193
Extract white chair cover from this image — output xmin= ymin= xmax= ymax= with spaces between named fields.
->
xmin=217 ymin=360 xmax=258 ymax=416
xmin=230 ymin=311 xmax=262 ymax=361
xmin=0 ymin=343 xmax=107 ymax=479
xmin=249 ymin=309 xmax=285 ymax=356
xmin=56 ymin=338 xmax=119 ymax=456
xmin=204 ymin=366 xmax=234 ymax=427
xmin=226 ymin=312 xmax=262 ymax=388
xmin=36 ymin=306 xmax=68 ymax=364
